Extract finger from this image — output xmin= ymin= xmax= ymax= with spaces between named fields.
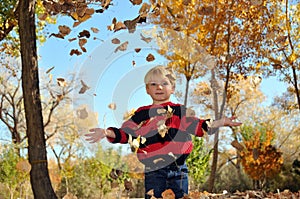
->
xmin=89 ymin=128 xmax=96 ymax=132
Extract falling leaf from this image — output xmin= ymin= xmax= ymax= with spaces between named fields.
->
xmin=58 ymin=25 xmax=71 ymax=36
xmin=108 ymin=102 xmax=116 ymax=110
xmin=139 ymin=3 xmax=151 ymax=18
xmin=78 ymin=30 xmax=90 ymax=38
xmin=157 ymin=120 xmax=168 ymax=138
xmin=114 ymin=41 xmax=129 ymax=53
xmin=73 ymin=21 xmax=81 ymax=27
xmin=70 ymin=49 xmax=82 ymax=56
xmin=146 ymin=53 xmax=155 ymax=62
xmin=68 ymin=37 xmax=77 ymax=42
xmin=124 ymin=15 xmax=146 ymax=33
xmin=134 ymin=48 xmax=141 ymax=53
xmin=79 ymin=38 xmax=87 ymax=48
xmin=130 ymin=0 xmax=142 ymax=5
xmin=46 ymin=66 xmax=55 ymax=74
xmin=79 ymin=80 xmax=90 ymax=94
xmin=231 ymin=140 xmax=244 ymax=151
xmin=140 ymin=33 xmax=152 ymax=43
xmin=111 ymin=38 xmax=121 ymax=44
xmin=91 ymin=27 xmax=99 ymax=33
xmin=153 ymin=158 xmax=165 ymax=164
xmin=157 ymin=108 xmax=166 ymax=114
xmin=38 ymin=13 xmax=48 ymax=20
xmin=107 ymin=17 xmax=126 ymax=32
xmin=76 ymin=107 xmax=88 ymax=119
xmin=49 ymin=33 xmax=65 ymax=39
xmin=57 ymin=78 xmax=67 ymax=87
xmin=16 ymin=159 xmax=31 ymax=173
xmin=56 ymin=94 xmax=64 ymax=102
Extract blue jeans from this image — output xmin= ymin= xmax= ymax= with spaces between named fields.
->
xmin=144 ymin=163 xmax=189 ymax=199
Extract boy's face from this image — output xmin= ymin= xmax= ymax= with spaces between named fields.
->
xmin=146 ymin=74 xmax=175 ymax=105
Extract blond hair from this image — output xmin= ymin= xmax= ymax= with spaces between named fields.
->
xmin=144 ymin=65 xmax=176 ymax=86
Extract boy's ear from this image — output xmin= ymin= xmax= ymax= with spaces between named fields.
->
xmin=145 ymin=85 xmax=150 ymax=94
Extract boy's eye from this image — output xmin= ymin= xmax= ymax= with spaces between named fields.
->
xmin=162 ymin=82 xmax=169 ymax=86
xmin=150 ymin=82 xmax=157 ymax=86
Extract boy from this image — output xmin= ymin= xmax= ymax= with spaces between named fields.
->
xmin=85 ymin=65 xmax=242 ymax=198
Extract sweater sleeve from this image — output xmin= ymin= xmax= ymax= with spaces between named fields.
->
xmin=106 ymin=109 xmax=143 ymax=143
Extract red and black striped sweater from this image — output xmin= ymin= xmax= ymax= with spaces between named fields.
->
xmin=107 ymin=101 xmax=209 ymax=169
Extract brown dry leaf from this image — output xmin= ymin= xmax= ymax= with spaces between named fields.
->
xmin=135 ymin=48 xmax=141 ymax=53
xmin=130 ymin=0 xmax=142 ymax=5
xmin=132 ymin=60 xmax=136 ymax=67
xmin=114 ymin=21 xmax=127 ymax=32
xmin=59 ymin=25 xmax=71 ymax=36
xmin=139 ymin=3 xmax=151 ymax=18
xmin=140 ymin=33 xmax=152 ymax=43
xmin=108 ymin=102 xmax=116 ymax=110
xmin=70 ymin=49 xmax=82 ymax=56
xmin=78 ymin=13 xmax=92 ymax=22
xmin=81 ymin=46 xmax=87 ymax=52
xmin=76 ymin=4 xmax=87 ymax=17
xmin=157 ymin=120 xmax=168 ymax=138
xmin=111 ymin=38 xmax=121 ymax=44
xmin=57 ymin=78 xmax=67 ymax=87
xmin=79 ymin=80 xmax=90 ymax=94
xmin=78 ymin=30 xmax=90 ymax=38
xmin=73 ymin=21 xmax=82 ymax=27
xmin=76 ymin=107 xmax=88 ymax=119
xmin=45 ymin=66 xmax=55 ymax=74
xmin=38 ymin=13 xmax=48 ymax=20
xmin=68 ymin=37 xmax=77 ymax=42
xmin=231 ymin=140 xmax=244 ymax=151
xmin=79 ymin=38 xmax=87 ymax=47
xmin=114 ymin=41 xmax=129 ymax=53
xmin=162 ymin=189 xmax=175 ymax=199
xmin=91 ymin=27 xmax=99 ymax=33
xmin=49 ymin=33 xmax=65 ymax=39
xmin=101 ymin=0 xmax=112 ymax=10
xmin=16 ymin=159 xmax=31 ymax=173
xmin=56 ymin=94 xmax=64 ymax=102
xmin=146 ymin=53 xmax=155 ymax=62
xmin=85 ymin=8 xmax=95 ymax=15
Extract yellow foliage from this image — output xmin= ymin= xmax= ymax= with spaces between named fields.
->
xmin=240 ymin=131 xmax=283 ymax=181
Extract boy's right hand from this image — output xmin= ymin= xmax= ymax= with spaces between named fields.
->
xmin=85 ymin=128 xmax=107 ymax=143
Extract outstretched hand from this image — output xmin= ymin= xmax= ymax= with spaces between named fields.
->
xmin=223 ymin=116 xmax=242 ymax=127
xmin=85 ymin=128 xmax=107 ymax=143
xmin=212 ymin=116 xmax=242 ymax=128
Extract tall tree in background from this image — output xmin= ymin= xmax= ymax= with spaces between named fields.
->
xmin=262 ymin=0 xmax=300 ymax=111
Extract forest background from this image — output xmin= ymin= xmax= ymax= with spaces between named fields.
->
xmin=0 ymin=0 xmax=299 ymax=198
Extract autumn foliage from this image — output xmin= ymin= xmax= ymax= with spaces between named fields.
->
xmin=239 ymin=131 xmax=283 ymax=182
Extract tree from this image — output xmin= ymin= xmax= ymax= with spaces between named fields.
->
xmin=18 ymin=0 xmax=58 ymax=197
xmin=260 ymin=0 xmax=300 ymax=110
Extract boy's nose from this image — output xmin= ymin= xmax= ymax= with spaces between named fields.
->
xmin=157 ymin=84 xmax=163 ymax=89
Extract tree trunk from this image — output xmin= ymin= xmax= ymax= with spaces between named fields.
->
xmin=18 ymin=0 xmax=57 ymax=198
xmin=184 ymin=77 xmax=191 ymax=106
xmin=207 ymin=69 xmax=220 ymax=192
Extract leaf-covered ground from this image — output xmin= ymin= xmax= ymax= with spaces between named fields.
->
xmin=143 ymin=189 xmax=300 ymax=199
